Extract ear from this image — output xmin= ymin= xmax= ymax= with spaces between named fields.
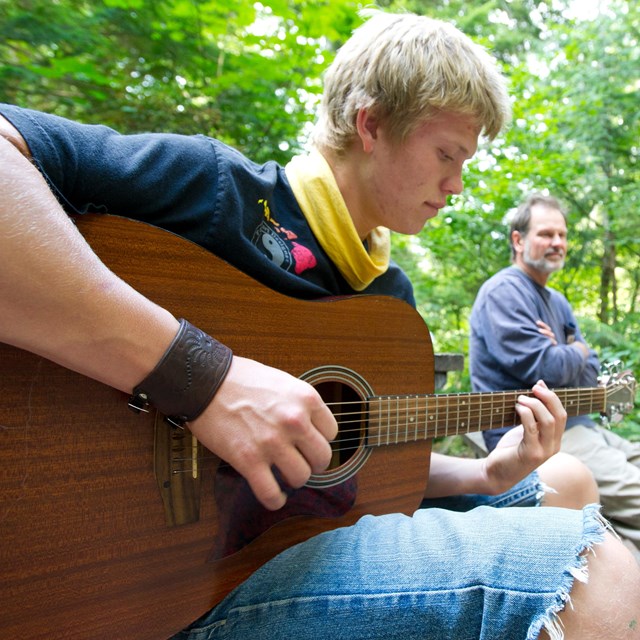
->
xmin=512 ymin=230 xmax=525 ymax=254
xmin=355 ymin=107 xmax=379 ymax=153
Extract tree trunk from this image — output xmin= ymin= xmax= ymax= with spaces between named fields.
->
xmin=599 ymin=225 xmax=617 ymax=324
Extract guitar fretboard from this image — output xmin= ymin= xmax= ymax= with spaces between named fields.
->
xmin=367 ymin=387 xmax=606 ymax=445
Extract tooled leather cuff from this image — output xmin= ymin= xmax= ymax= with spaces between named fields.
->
xmin=129 ymin=319 xmax=233 ymax=427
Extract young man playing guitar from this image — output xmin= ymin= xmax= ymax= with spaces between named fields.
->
xmin=1 ymin=10 xmax=638 ymax=640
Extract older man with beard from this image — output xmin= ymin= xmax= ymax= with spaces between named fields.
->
xmin=469 ymin=192 xmax=640 ymax=551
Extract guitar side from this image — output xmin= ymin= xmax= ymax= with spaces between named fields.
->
xmin=0 ymin=215 xmax=435 ymax=640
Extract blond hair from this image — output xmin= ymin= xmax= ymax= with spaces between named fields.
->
xmin=312 ymin=10 xmax=511 ymax=152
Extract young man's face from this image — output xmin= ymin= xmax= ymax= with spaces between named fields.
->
xmin=516 ymin=204 xmax=567 ymax=275
xmin=362 ymin=111 xmax=480 ymax=235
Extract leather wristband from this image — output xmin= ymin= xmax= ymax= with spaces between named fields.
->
xmin=129 ymin=319 xmax=233 ymax=427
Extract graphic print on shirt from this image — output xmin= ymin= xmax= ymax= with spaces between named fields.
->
xmin=252 ymin=199 xmax=317 ymax=275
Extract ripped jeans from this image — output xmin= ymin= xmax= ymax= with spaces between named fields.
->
xmin=172 ymin=472 xmax=606 ymax=640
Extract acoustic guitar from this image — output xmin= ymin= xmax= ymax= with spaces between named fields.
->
xmin=0 ymin=215 xmax=635 ymax=639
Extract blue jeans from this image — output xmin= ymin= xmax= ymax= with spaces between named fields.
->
xmin=419 ymin=469 xmax=545 ymax=511
xmin=173 ymin=474 xmax=606 ymax=640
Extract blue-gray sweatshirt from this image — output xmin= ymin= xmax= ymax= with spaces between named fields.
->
xmin=469 ymin=266 xmax=600 ymax=450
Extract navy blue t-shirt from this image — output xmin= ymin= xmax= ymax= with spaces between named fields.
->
xmin=0 ymin=104 xmax=415 ymax=306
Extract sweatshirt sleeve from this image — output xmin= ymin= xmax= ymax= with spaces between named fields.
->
xmin=0 ymin=103 xmax=221 ymax=247
xmin=556 ymin=295 xmax=600 ymax=386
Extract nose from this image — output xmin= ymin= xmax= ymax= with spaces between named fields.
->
xmin=442 ymin=172 xmax=464 ymax=196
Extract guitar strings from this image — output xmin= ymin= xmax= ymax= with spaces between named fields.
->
xmin=172 ymin=386 xmax=604 ymax=451
xmin=169 ymin=387 xmax=608 ymax=472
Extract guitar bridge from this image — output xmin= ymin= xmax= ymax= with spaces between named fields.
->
xmin=153 ymin=412 xmax=202 ymax=526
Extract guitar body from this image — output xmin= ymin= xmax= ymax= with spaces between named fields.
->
xmin=0 ymin=215 xmax=435 ymax=639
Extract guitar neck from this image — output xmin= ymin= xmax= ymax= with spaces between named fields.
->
xmin=367 ymin=386 xmax=605 ymax=444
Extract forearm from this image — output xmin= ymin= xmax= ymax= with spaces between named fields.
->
xmin=0 ymin=136 xmax=179 ymax=393
xmin=424 ymin=452 xmax=493 ymax=498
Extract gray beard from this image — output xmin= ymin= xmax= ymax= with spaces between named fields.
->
xmin=523 ymin=245 xmax=565 ymax=275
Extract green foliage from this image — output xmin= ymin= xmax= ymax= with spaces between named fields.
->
xmin=0 ymin=0 xmax=357 ymax=161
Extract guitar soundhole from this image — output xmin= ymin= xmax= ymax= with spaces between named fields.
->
xmin=304 ymin=366 xmax=373 ymax=489
xmin=316 ymin=380 xmax=365 ymax=469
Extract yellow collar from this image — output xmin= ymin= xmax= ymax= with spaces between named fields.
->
xmin=285 ymin=150 xmax=390 ymax=291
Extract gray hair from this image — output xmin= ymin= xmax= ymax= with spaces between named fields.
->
xmin=312 ymin=9 xmax=512 ymax=153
